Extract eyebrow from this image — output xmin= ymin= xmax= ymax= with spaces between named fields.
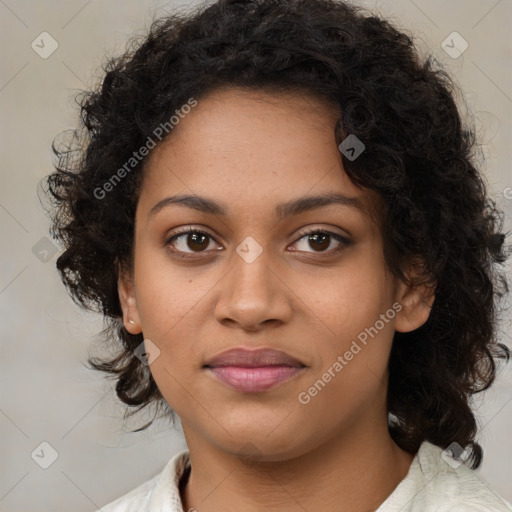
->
xmin=148 ymin=192 xmax=367 ymax=220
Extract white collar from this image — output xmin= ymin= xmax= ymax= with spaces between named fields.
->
xmin=147 ymin=449 xmax=190 ymax=511
xmin=122 ymin=441 xmax=510 ymax=511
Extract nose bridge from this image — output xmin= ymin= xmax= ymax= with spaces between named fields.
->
xmin=214 ymin=235 xmax=291 ymax=329
xmin=233 ymin=236 xmax=272 ymax=292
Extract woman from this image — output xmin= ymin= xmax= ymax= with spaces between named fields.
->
xmin=44 ymin=0 xmax=511 ymax=510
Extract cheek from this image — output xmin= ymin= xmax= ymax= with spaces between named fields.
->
xmin=293 ymin=255 xmax=393 ymax=348
xmin=291 ymin=250 xmax=396 ymax=391
xmin=133 ymin=243 xmax=212 ymax=342
xmin=296 ymin=285 xmax=396 ymax=430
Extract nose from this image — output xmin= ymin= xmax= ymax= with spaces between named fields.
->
xmin=213 ymin=241 xmax=293 ymax=332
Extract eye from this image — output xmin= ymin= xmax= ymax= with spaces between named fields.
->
xmin=290 ymin=228 xmax=351 ymax=256
xmin=165 ymin=228 xmax=222 ymax=258
xmin=164 ymin=226 xmax=351 ymax=259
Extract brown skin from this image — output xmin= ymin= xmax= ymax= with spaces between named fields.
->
xmin=118 ymin=88 xmax=435 ymax=511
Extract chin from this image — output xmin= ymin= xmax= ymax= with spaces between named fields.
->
xmin=212 ymin=425 xmax=317 ymax=463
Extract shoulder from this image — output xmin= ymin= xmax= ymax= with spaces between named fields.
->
xmin=378 ymin=441 xmax=512 ymax=512
xmin=93 ymin=450 xmax=190 ymax=512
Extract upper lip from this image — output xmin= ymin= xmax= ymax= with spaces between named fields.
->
xmin=204 ymin=347 xmax=306 ymax=368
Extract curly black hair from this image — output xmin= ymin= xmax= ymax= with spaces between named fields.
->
xmin=42 ymin=0 xmax=510 ymax=468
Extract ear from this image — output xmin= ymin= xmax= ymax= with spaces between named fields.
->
xmin=394 ymin=261 xmax=436 ymax=333
xmin=117 ymin=262 xmax=142 ymax=335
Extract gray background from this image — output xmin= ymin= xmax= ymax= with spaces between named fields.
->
xmin=1 ymin=0 xmax=511 ymax=510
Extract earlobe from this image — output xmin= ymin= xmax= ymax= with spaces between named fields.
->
xmin=394 ymin=279 xmax=436 ymax=333
xmin=117 ymin=265 xmax=142 ymax=334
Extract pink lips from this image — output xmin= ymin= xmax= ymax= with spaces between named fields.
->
xmin=204 ymin=347 xmax=306 ymax=392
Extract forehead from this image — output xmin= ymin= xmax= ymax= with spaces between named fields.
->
xmin=140 ymin=87 xmax=379 ymax=220
xmin=154 ymin=86 xmax=340 ymax=154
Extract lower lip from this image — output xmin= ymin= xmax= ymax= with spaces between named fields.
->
xmin=206 ymin=365 xmax=304 ymax=392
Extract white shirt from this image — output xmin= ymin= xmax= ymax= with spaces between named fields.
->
xmin=96 ymin=441 xmax=511 ymax=511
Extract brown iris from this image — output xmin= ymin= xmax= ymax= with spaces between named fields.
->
xmin=308 ymin=233 xmax=330 ymax=251
xmin=187 ymin=232 xmax=210 ymax=251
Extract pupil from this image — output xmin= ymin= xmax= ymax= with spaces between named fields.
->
xmin=310 ymin=233 xmax=329 ymax=251
xmin=188 ymin=233 xmax=208 ymax=251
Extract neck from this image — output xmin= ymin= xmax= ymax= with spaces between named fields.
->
xmin=180 ymin=420 xmax=414 ymax=512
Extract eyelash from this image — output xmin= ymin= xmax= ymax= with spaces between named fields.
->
xmin=164 ymin=226 xmax=352 ymax=260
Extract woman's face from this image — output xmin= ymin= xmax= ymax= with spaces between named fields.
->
xmin=119 ymin=87 xmax=429 ymax=461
